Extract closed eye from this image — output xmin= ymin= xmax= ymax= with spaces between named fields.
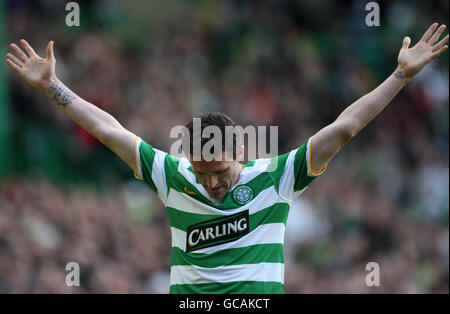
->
xmin=197 ymin=167 xmax=229 ymax=176
xmin=214 ymin=167 xmax=229 ymax=174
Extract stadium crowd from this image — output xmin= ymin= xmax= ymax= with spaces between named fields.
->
xmin=1 ymin=0 xmax=448 ymax=293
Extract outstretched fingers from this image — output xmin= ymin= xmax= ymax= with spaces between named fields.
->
xmin=420 ymin=23 xmax=439 ymax=43
xmin=428 ymin=24 xmax=447 ymax=46
xmin=20 ymin=39 xmax=38 ymax=58
xmin=430 ymin=45 xmax=448 ymax=61
xmin=6 ymin=53 xmax=23 ymax=68
xmin=46 ymin=41 xmax=55 ymax=60
xmin=432 ymin=34 xmax=449 ymax=52
xmin=10 ymin=43 xmax=28 ymax=62
xmin=402 ymin=36 xmax=411 ymax=49
xmin=6 ymin=59 xmax=23 ymax=74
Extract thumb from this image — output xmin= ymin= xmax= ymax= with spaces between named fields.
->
xmin=46 ymin=41 xmax=54 ymax=60
xmin=402 ymin=36 xmax=411 ymax=49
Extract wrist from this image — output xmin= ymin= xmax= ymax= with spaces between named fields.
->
xmin=41 ymin=75 xmax=59 ymax=94
xmin=394 ymin=66 xmax=413 ymax=83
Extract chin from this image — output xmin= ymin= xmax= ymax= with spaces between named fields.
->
xmin=209 ymin=191 xmax=227 ymax=200
xmin=211 ymin=193 xmax=225 ymax=200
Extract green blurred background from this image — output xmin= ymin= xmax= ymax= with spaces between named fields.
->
xmin=0 ymin=0 xmax=448 ymax=293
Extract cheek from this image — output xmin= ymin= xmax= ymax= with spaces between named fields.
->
xmin=221 ymin=172 xmax=233 ymax=184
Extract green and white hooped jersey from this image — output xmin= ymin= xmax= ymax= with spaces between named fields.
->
xmin=134 ymin=136 xmax=326 ymax=294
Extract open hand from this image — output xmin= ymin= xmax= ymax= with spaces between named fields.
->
xmin=397 ymin=23 xmax=448 ymax=79
xmin=6 ymin=40 xmax=57 ymax=91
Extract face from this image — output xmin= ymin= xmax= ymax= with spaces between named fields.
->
xmin=189 ymin=147 xmax=244 ymax=200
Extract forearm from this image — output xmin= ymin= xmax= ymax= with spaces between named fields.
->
xmin=336 ymin=67 xmax=411 ymax=137
xmin=45 ymin=78 xmax=123 ymax=143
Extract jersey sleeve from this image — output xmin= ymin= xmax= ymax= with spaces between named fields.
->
xmin=134 ymin=137 xmax=179 ymax=204
xmin=274 ymin=136 xmax=327 ymax=201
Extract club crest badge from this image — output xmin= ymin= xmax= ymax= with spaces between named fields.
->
xmin=232 ymin=185 xmax=254 ymax=205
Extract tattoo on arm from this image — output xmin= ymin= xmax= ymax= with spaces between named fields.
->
xmin=48 ymin=81 xmax=76 ymax=107
xmin=394 ymin=70 xmax=405 ymax=80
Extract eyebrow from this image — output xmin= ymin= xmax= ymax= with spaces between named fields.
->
xmin=196 ymin=167 xmax=229 ymax=175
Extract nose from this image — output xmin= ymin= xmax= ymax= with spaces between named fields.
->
xmin=207 ymin=175 xmax=219 ymax=189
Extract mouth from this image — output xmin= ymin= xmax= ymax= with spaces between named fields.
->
xmin=209 ymin=186 xmax=225 ymax=196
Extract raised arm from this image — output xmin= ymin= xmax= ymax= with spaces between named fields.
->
xmin=6 ymin=40 xmax=139 ymax=175
xmin=309 ymin=23 xmax=449 ymax=174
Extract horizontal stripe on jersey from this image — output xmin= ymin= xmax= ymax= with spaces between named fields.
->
xmin=170 ymin=281 xmax=283 ymax=294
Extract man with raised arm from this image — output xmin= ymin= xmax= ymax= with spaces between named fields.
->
xmin=6 ymin=23 xmax=448 ymax=293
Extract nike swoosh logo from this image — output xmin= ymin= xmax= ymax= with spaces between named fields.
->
xmin=184 ymin=186 xmax=197 ymax=195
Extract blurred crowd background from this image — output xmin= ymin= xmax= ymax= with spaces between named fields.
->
xmin=0 ymin=0 xmax=448 ymax=293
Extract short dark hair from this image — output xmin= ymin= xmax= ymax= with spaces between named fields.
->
xmin=183 ymin=112 xmax=241 ymax=160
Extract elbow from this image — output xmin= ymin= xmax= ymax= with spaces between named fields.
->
xmin=92 ymin=124 xmax=112 ymax=146
xmin=335 ymin=120 xmax=355 ymax=143
xmin=343 ymin=127 xmax=354 ymax=143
